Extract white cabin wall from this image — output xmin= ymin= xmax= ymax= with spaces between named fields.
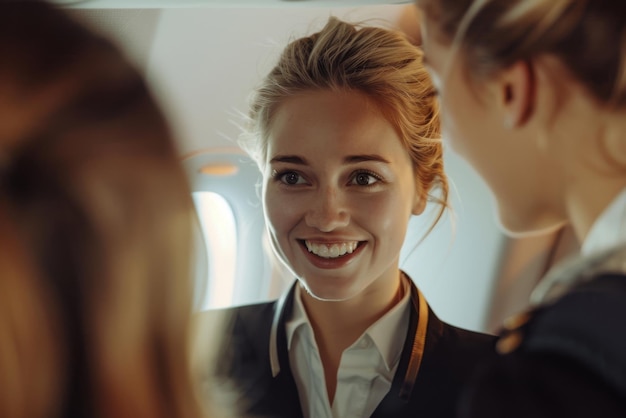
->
xmin=144 ymin=6 xmax=407 ymax=154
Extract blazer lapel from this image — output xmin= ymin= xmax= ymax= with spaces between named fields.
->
xmin=268 ymin=282 xmax=304 ymax=418
xmin=371 ymin=280 xmax=431 ymax=417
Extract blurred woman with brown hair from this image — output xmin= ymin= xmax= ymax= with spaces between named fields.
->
xmin=0 ymin=2 xmax=216 ymax=417
xmin=415 ymin=0 xmax=626 ymax=416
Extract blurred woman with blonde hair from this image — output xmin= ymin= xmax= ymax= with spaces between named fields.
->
xmin=415 ymin=0 xmax=626 ymax=416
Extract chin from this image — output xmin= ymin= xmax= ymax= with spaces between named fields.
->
xmin=299 ymin=280 xmax=358 ymax=302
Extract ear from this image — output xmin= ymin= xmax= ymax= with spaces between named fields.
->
xmin=412 ymin=192 xmax=427 ymax=215
xmin=498 ymin=60 xmax=535 ymax=129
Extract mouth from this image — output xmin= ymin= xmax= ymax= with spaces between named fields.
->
xmin=301 ymin=240 xmax=362 ymax=259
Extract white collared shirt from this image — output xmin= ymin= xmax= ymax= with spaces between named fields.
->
xmin=284 ymin=279 xmax=411 ymax=418
xmin=581 ymin=188 xmax=626 ymax=257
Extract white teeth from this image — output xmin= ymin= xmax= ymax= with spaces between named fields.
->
xmin=304 ymin=241 xmax=358 ymax=258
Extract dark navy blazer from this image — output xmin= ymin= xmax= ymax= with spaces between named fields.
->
xmin=208 ymin=278 xmax=496 ymax=418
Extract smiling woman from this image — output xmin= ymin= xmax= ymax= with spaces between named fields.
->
xmin=199 ymin=16 xmax=497 ymax=418
xmin=67 ymin=2 xmax=503 ymax=333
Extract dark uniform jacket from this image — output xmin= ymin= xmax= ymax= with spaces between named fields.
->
xmin=209 ymin=278 xmax=496 ymax=418
xmin=459 ymin=246 xmax=626 ymax=417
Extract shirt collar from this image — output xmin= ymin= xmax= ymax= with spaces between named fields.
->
xmin=272 ymin=274 xmax=412 ymax=376
xmin=581 ymin=188 xmax=626 ymax=257
xmin=366 ymin=275 xmax=411 ymax=371
xmin=285 ymin=284 xmax=310 ymax=351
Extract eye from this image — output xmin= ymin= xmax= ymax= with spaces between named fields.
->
xmin=277 ymin=170 xmax=306 ymax=185
xmin=350 ymin=171 xmax=380 ymax=186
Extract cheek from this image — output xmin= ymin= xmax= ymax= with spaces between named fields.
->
xmin=262 ymin=186 xmax=283 ymax=234
xmin=361 ymin=193 xmax=412 ymax=238
xmin=263 ymin=186 xmax=299 ymax=237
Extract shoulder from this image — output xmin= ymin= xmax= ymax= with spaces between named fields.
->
xmin=199 ymin=300 xmax=278 ymax=345
xmin=428 ymin=308 xmax=497 ymax=354
xmin=459 ymin=273 xmax=626 ymax=418
xmin=442 ymin=321 xmax=497 ymax=348
xmin=418 ymin=309 xmax=497 ymax=387
xmin=499 ymin=273 xmax=626 ymax=392
xmin=196 ymin=300 xmax=277 ymax=329
xmin=459 ymin=350 xmax=626 ymax=418
xmin=197 ymin=301 xmax=279 ymax=378
xmin=406 ymin=310 xmax=497 ymax=412
xmin=191 ymin=301 xmax=277 ymax=384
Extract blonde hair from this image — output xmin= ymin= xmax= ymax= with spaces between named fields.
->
xmin=417 ymin=0 xmax=626 ymax=107
xmin=240 ymin=16 xmax=448 ymax=227
xmin=0 ymin=2 xmax=208 ymax=418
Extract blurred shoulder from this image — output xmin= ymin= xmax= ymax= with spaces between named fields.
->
xmin=459 ymin=273 xmax=626 ymax=418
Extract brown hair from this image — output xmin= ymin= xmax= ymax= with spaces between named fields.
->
xmin=0 ymin=2 xmax=207 ymax=418
xmin=239 ymin=16 xmax=448 ymax=225
xmin=416 ymin=0 xmax=626 ymax=107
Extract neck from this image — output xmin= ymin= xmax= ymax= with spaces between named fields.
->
xmin=562 ymin=110 xmax=626 ymax=243
xmin=300 ymin=271 xmax=405 ymax=344
xmin=298 ymin=271 xmax=406 ymax=405
xmin=538 ymin=78 xmax=626 ymax=244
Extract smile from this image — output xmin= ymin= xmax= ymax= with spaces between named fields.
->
xmin=304 ymin=240 xmax=359 ymax=259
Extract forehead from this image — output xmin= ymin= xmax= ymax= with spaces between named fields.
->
xmin=266 ymin=89 xmax=408 ymax=158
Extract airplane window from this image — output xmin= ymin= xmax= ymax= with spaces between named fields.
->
xmin=193 ymin=191 xmax=237 ymax=310
xmin=184 ymin=149 xmax=275 ymax=310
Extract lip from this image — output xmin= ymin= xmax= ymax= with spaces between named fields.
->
xmin=297 ymin=239 xmax=366 ymax=269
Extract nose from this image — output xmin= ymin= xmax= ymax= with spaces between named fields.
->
xmin=305 ymin=186 xmax=350 ymax=232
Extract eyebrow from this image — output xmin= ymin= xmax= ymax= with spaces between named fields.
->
xmin=269 ymin=155 xmax=307 ymax=165
xmin=344 ymin=154 xmax=390 ymax=164
xmin=269 ymin=154 xmax=390 ymax=165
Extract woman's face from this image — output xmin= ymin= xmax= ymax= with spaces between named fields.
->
xmin=420 ymin=15 xmax=564 ymax=236
xmin=263 ymin=89 xmax=423 ymax=301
